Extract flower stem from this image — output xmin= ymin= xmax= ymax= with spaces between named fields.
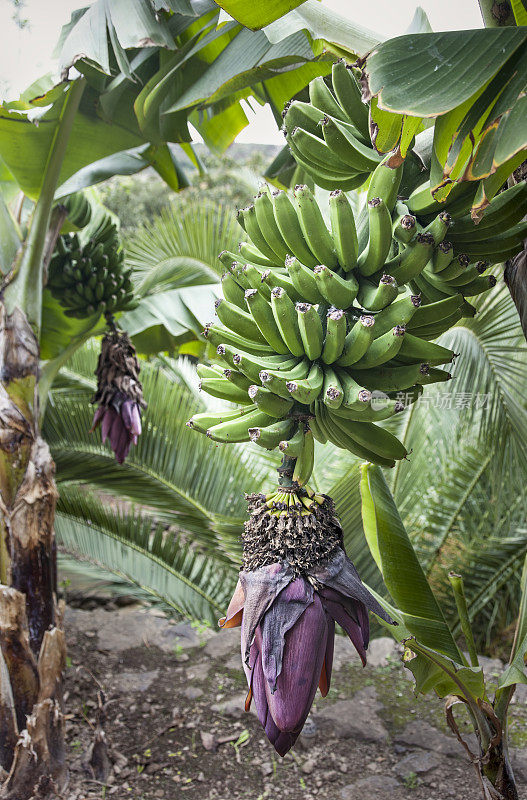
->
xmin=448 ymin=571 xmax=479 ymax=668
xmin=277 ymin=455 xmax=296 ymax=487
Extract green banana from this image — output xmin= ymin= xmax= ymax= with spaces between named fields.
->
xmin=259 ymin=359 xmax=311 ymax=399
xmin=271 ymin=190 xmax=318 ymax=267
xmin=221 ymin=272 xmax=246 ymax=307
xmin=270 ymin=287 xmax=305 ymax=357
xmin=371 ymin=293 xmax=422 ymax=338
xmin=459 ymin=274 xmax=497 ymax=297
xmin=282 ymin=100 xmax=326 ymax=137
xmin=367 ymin=155 xmax=404 ymax=212
xmin=322 ymin=309 xmax=347 ymax=364
xmin=309 ymin=76 xmax=350 ymax=123
xmin=242 ymin=204 xmax=283 ymax=264
xmin=329 ymin=410 xmax=407 ymax=461
xmin=199 ymin=377 xmax=253 ymax=405
xmin=352 ymin=326 xmax=406 ymax=369
xmin=357 ymin=197 xmax=392 ymax=276
xmin=287 ymin=136 xmax=369 ymax=189
xmin=407 ymin=179 xmax=474 ymax=216
xmin=244 ymin=289 xmax=289 ymax=354
xmin=238 ymin=241 xmax=278 ymax=268
xmin=422 ymin=212 xmax=451 ymax=245
xmin=448 ymin=182 xmax=527 ymax=241
xmin=336 ymin=369 xmax=372 ymax=410
xmin=261 ymin=268 xmax=304 ymax=303
xmin=223 ymin=368 xmax=253 ymax=391
xmin=406 ymin=295 xmax=464 ymax=329
xmin=308 ymin=413 xmax=327 ymax=444
xmin=353 ymin=362 xmax=451 ymax=391
xmin=321 ymin=116 xmax=381 ymax=172
xmin=187 ymin=404 xmax=259 ymax=434
xmin=297 ymin=302 xmax=324 ymax=360
xmin=279 ymin=425 xmax=305 ymax=456
xmin=429 ymin=241 xmax=454 ymax=273
xmin=329 ymin=189 xmax=358 ymax=271
xmin=393 ymin=209 xmax=417 ymax=244
xmin=242 ymin=264 xmax=272 ymax=299
xmin=313 ymin=265 xmax=359 ymax=307
xmin=291 ymin=126 xmax=357 ymax=175
xmin=434 ymin=254 xmax=471 ymax=281
xmin=248 ymin=385 xmax=294 ymax=418
xmin=207 ymin=408 xmax=275 ymax=442
xmin=286 ymin=256 xmax=326 ymax=304
xmin=228 ymin=349 xmax=299 ymax=383
xmin=294 ymin=185 xmax=338 ymax=267
xmin=336 ymin=315 xmax=376 ymax=366
xmin=254 ymin=189 xmax=291 ymax=262
xmin=196 ymin=364 xmax=223 ymax=380
xmin=332 ymin=395 xmax=405 ymax=422
xmin=293 ymin=428 xmax=315 ymax=486
xmin=384 ymin=233 xmax=435 ymax=284
xmin=315 ymin=403 xmax=396 ymax=467
xmin=287 ymin=362 xmax=324 ymax=404
xmin=331 ymin=60 xmax=370 ymax=139
xmin=443 ymin=261 xmax=488 ymax=287
xmin=215 ymin=298 xmax=268 ymax=344
xmin=398 ymin=334 xmax=456 ymax=365
xmin=323 ymin=366 xmax=344 ymax=409
xmin=357 ymin=274 xmax=398 ymax=311
xmin=204 ymin=324 xmax=274 ymax=356
xmin=249 ymin=418 xmax=296 ymax=450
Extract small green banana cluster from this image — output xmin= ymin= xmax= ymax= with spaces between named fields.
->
xmin=62 ymin=191 xmax=92 ymax=229
xmin=47 ymin=214 xmax=136 ymax=319
xmin=282 ymin=61 xmax=378 ymax=191
xmin=255 ymin=485 xmax=326 ymax=518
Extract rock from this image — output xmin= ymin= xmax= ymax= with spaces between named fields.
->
xmin=314 ymin=698 xmax=388 ymax=743
xmin=340 ymin=775 xmax=399 ymax=799
xmin=203 ymin=628 xmax=240 ymax=659
xmin=185 ymin=662 xmax=211 ymax=682
xmin=182 ymin=687 xmax=203 ymax=700
xmin=393 ymin=750 xmax=441 ymax=777
xmin=367 ymin=637 xmax=400 ymax=667
xmin=211 ymin=693 xmax=251 ymax=718
xmin=200 ymin=732 xmax=218 ymax=751
xmin=260 ymin=762 xmax=273 ymax=777
xmin=395 ymin=721 xmax=476 ymax=760
xmin=302 ymin=759 xmax=315 ymax=775
xmin=331 ymin=635 xmax=363 ymax=671
xmin=224 ymin=654 xmax=241 ymax=671
xmin=115 ymin=670 xmax=158 ymax=693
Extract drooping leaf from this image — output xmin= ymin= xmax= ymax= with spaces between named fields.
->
xmin=360 ymin=462 xmax=462 ymax=662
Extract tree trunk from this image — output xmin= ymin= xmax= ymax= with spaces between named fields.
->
xmin=481 ymin=741 xmax=519 ymax=800
xmin=0 ymin=303 xmax=66 ymax=798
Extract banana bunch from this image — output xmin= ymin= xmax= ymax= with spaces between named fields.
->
xmin=282 ymin=60 xmax=379 ymax=191
xmin=62 ymin=191 xmax=92 ymax=229
xmin=188 ymin=175 xmax=480 ymax=474
xmin=253 ymin=484 xmax=326 ymax=518
xmin=47 ymin=214 xmax=136 ymax=319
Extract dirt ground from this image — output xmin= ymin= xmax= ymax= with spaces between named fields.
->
xmin=60 ymin=602 xmax=527 ymax=800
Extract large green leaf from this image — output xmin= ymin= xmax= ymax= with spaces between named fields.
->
xmin=360 ymin=462 xmax=462 ymax=662
xmin=363 ymin=28 xmax=527 ymax=203
xmin=215 ymin=0 xmax=308 ymax=29
xmin=0 ymin=194 xmax=21 ymax=275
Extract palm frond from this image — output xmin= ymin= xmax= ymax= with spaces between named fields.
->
xmin=55 ymin=489 xmax=236 ymax=624
xmin=126 ymin=199 xmax=242 ymax=294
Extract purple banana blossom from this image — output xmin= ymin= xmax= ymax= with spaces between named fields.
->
xmin=221 ymin=547 xmax=395 ymax=756
xmin=91 ymin=393 xmax=142 ymax=464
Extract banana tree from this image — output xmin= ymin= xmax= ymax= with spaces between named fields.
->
xmin=0 ymin=0 xmax=336 ymax=791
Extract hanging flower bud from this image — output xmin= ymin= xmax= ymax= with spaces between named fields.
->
xmin=90 ymin=328 xmax=146 ymax=463
xmin=221 ymin=489 xmax=397 ymax=756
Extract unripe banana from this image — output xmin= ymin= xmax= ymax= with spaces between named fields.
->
xmin=206 ymin=408 xmax=275 ymax=442
xmin=271 ymin=189 xmax=318 ymax=267
xmin=398 ymin=334 xmax=455 ymax=366
xmin=352 ymin=325 xmax=406 ymax=369
xmin=297 ymin=302 xmax=324 ymax=360
xmin=221 ymin=272 xmax=246 ymax=307
xmin=321 ymin=115 xmax=381 ymax=172
xmin=242 ymin=204 xmax=282 ymax=265
xmin=242 ymin=264 xmax=272 ymax=299
xmin=335 ymin=369 xmax=372 ymax=410
xmin=423 ymin=211 xmax=451 ymax=245
xmin=293 ymin=428 xmax=315 ymax=486
xmin=293 ymin=185 xmax=338 ymax=267
xmin=215 ymin=298 xmax=268 ymax=345
xmin=279 ymin=425 xmax=305 ymax=457
xmin=309 ymin=76 xmax=350 ymax=123
xmin=248 ymin=385 xmax=294 ymax=418
xmin=336 ymin=315 xmax=376 ymax=366
xmin=254 ymin=188 xmax=291 ymax=262
xmin=204 ymin=324 xmax=275 ymax=356
xmin=367 ymin=155 xmax=404 ymax=213
xmin=329 ymin=189 xmax=358 ymax=271
xmin=249 ymin=418 xmax=296 ymax=449
xmin=322 ymin=309 xmax=347 ymax=364
xmin=357 ymin=198 xmax=392 ymax=276
xmin=331 ymin=60 xmax=370 ymax=139
xmin=282 ymin=100 xmax=325 ymax=137
xmin=393 ymin=206 xmax=417 ymax=244
xmin=291 ymin=126 xmax=356 ymax=175
xmin=187 ymin=405 xmax=259 ymax=434
xmin=270 ymin=287 xmax=305 ymax=357
xmin=323 ymin=366 xmax=344 ymax=409
xmin=200 ymin=377 xmax=253 ymax=405
xmin=371 ymin=293 xmax=422 ymax=338
xmin=238 ymin=241 xmax=278 ymax=268
xmin=223 ymin=368 xmax=253 ymax=391
xmin=357 ymin=274 xmax=398 ymax=311
xmin=429 ymin=241 xmax=454 ymax=273
xmin=287 ymin=362 xmax=324 ymax=404
xmin=384 ymin=233 xmax=435 ymax=284
xmin=244 ymin=288 xmax=289 ymax=353
xmin=286 ymin=256 xmax=326 ymax=305
xmin=314 ymin=265 xmax=359 ymax=307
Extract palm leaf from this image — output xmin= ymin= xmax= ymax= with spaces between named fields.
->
xmin=55 ymin=489 xmax=236 ymax=624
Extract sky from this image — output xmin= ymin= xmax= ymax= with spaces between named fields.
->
xmin=0 ymin=0 xmax=483 ymax=145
